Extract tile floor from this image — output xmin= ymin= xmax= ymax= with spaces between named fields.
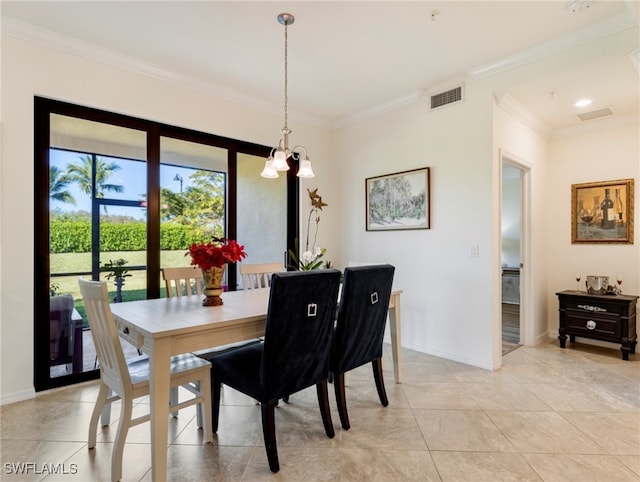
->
xmin=1 ymin=340 xmax=639 ymax=481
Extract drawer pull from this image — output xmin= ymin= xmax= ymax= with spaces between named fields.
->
xmin=586 ymin=320 xmax=596 ymax=330
xmin=578 ymin=304 xmax=607 ymax=313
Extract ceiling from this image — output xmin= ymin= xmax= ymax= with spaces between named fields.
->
xmin=2 ymin=1 xmax=639 ymax=133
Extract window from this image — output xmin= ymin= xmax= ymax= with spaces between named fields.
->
xmin=35 ymin=97 xmax=298 ymax=391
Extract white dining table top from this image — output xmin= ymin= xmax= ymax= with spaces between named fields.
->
xmin=110 ymin=288 xmax=271 ymax=339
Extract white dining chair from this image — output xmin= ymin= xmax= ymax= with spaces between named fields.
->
xmin=79 ymin=278 xmax=213 ymax=482
xmin=162 ymin=266 xmax=203 ymax=298
xmin=240 ymin=262 xmax=282 ymax=290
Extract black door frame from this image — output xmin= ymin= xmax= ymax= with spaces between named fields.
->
xmin=34 ymin=96 xmax=299 ymax=391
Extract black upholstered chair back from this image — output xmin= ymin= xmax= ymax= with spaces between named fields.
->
xmin=261 ymin=269 xmax=341 ymax=402
xmin=333 ymin=264 xmax=395 ymax=374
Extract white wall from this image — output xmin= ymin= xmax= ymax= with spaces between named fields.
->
xmin=493 ymin=104 xmax=551 ymax=351
xmin=0 ymin=34 xmax=336 ymax=403
xmin=333 ymin=80 xmax=498 ymax=369
xmin=545 ymin=123 xmax=640 ymax=336
xmin=332 ymin=26 xmax=639 ymax=371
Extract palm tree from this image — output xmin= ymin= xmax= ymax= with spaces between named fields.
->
xmin=49 ymin=165 xmax=75 ymax=205
xmin=66 ymin=155 xmax=123 ymax=214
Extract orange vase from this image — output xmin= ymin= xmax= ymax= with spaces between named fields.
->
xmin=202 ymin=266 xmax=224 ymax=306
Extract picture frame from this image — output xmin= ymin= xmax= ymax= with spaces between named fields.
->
xmin=571 ymin=178 xmax=634 ymax=244
xmin=366 ymin=167 xmax=430 ymax=231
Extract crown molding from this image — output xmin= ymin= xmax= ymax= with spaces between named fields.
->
xmin=329 ymin=91 xmax=425 ymax=130
xmin=2 ymin=17 xmax=333 ymax=130
xmin=495 ymin=92 xmax=553 ymax=139
xmin=3 ymin=13 xmax=636 ymax=134
xmin=551 ymin=112 xmax=639 ymax=139
xmin=468 ymin=12 xmax=636 ymax=79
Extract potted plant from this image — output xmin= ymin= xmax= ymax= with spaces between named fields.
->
xmin=102 ymin=258 xmax=132 ymax=302
xmin=187 ymin=237 xmax=247 ymax=306
xmin=288 ymin=188 xmax=328 ymax=270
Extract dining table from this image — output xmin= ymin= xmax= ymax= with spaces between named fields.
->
xmin=110 ymin=287 xmax=402 ymax=481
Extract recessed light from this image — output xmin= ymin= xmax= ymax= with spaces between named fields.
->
xmin=575 ymin=99 xmax=592 ymax=107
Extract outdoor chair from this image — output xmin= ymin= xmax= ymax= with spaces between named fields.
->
xmin=49 ymin=293 xmax=83 ymax=374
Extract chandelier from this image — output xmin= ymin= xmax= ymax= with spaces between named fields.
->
xmin=261 ymin=13 xmax=315 ymax=179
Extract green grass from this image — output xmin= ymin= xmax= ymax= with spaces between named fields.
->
xmin=51 ymin=250 xmax=189 ymax=301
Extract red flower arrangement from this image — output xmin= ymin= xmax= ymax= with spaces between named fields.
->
xmin=187 ymin=237 xmax=247 ymax=271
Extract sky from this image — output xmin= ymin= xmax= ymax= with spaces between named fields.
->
xmin=50 ymin=149 xmax=199 ymax=219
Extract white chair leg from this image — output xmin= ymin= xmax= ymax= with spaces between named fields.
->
xmin=100 ymin=390 xmax=113 ymax=427
xmin=111 ymin=398 xmax=132 ymax=482
xmin=170 ymin=387 xmax=179 ymax=417
xmin=194 ymin=381 xmax=203 ymax=428
xmin=88 ymin=383 xmax=109 ymax=448
xmin=199 ymin=376 xmax=213 ymax=443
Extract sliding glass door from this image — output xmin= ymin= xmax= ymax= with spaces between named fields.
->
xmin=35 ymin=97 xmax=293 ymax=391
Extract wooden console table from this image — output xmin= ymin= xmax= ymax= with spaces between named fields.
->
xmin=556 ymin=290 xmax=638 ymax=360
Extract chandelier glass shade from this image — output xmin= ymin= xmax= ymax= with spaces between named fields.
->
xmin=260 ymin=13 xmax=315 ymax=179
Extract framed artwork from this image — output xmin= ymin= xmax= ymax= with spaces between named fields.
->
xmin=366 ymin=167 xmax=430 ymax=231
xmin=571 ymin=178 xmax=634 ymax=244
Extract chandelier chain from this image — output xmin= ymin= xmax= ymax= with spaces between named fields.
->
xmin=283 ymin=21 xmax=288 ymax=131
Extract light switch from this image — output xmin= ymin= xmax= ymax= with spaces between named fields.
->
xmin=470 ymin=244 xmax=479 ymax=257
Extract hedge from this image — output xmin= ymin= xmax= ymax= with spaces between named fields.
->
xmin=50 ymin=219 xmax=208 ymax=253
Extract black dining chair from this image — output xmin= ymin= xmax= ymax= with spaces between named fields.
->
xmin=199 ymin=269 xmax=341 ymax=473
xmin=331 ymin=264 xmax=395 ymax=430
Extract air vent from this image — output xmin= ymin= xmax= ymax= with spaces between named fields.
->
xmin=430 ymin=85 xmax=463 ymax=110
xmin=577 ymin=107 xmax=614 ymax=122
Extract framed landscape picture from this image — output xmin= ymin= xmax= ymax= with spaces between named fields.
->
xmin=366 ymin=167 xmax=430 ymax=231
xmin=571 ymin=178 xmax=634 ymax=244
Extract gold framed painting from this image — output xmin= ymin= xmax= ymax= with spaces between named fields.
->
xmin=571 ymin=178 xmax=634 ymax=244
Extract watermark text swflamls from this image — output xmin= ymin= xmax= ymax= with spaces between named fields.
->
xmin=3 ymin=462 xmax=78 ymax=476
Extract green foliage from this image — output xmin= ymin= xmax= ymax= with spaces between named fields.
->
xmin=50 ymin=220 xmax=92 ymax=252
xmin=287 ymin=238 xmax=326 ymax=271
xmin=50 ymin=218 xmax=212 ymax=253
xmin=102 ymin=258 xmax=132 ymax=280
xmin=49 ymin=282 xmax=61 ymax=297
xmin=49 ymin=165 xmax=76 ymax=205
xmin=160 ymin=170 xmax=225 ymax=236
xmin=160 ymin=223 xmax=208 ymax=250
xmin=66 ymin=154 xmax=123 ymax=198
xmin=101 ymin=222 xmax=147 ymax=251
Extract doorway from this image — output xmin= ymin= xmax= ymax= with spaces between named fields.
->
xmin=501 ymin=157 xmax=527 ymax=355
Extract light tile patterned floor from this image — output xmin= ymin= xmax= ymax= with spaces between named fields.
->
xmin=2 ymin=340 xmax=639 ymax=481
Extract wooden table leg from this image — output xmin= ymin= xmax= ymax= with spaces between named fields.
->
xmin=389 ymin=292 xmax=402 ymax=384
xmin=149 ymin=339 xmax=171 ymax=482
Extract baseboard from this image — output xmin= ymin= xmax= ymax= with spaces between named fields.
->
xmin=1 ymin=387 xmax=36 ymax=406
xmin=401 ymin=341 xmax=495 ymax=370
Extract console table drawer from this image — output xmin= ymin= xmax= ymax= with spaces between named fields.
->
xmin=564 ymin=299 xmax=629 ymax=316
xmin=566 ymin=314 xmax=620 ymax=339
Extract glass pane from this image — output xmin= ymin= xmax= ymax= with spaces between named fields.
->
xmin=49 ymin=114 xmax=147 ymax=379
xmin=160 ymin=137 xmax=228 ymax=295
xmin=99 ymin=204 xmax=148 ymax=302
xmin=236 ymin=153 xmax=286 ymax=289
